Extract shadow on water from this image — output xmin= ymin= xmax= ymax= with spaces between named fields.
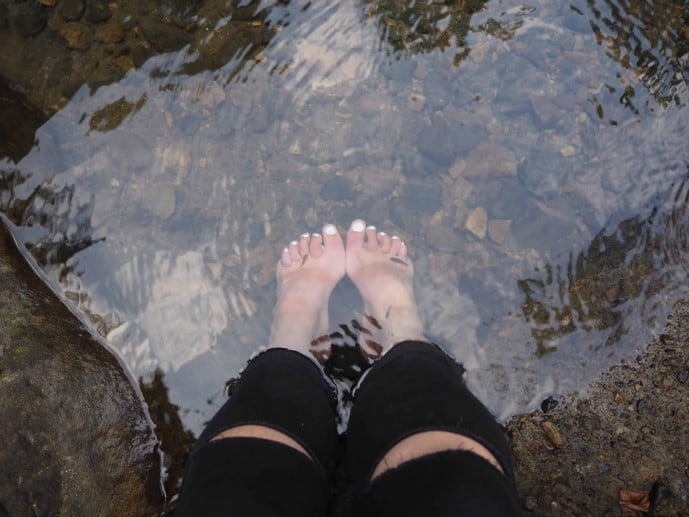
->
xmin=0 ymin=0 xmax=689 ymax=491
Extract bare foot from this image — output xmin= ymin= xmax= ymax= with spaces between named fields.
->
xmin=345 ymin=219 xmax=426 ymax=361
xmin=269 ymin=224 xmax=345 ymax=363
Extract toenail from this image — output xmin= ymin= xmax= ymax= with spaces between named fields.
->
xmin=312 ymin=233 xmax=321 ymax=238
xmin=290 ymin=240 xmax=298 ymax=246
xmin=351 ymin=221 xmax=365 ymax=232
xmin=391 ymin=235 xmax=400 ymax=240
xmin=378 ymin=232 xmax=386 ymax=236
xmin=324 ymin=225 xmax=337 ymax=235
xmin=301 ymin=233 xmax=310 ymax=238
xmin=367 ymin=225 xmax=376 ymax=230
xmin=283 ymin=248 xmax=289 ymax=253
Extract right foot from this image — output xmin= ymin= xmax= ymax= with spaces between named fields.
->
xmin=345 ymin=219 xmax=426 ymax=360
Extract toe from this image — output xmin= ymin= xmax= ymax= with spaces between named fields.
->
xmin=390 ymin=236 xmax=402 ymax=255
xmin=365 ymin=226 xmax=378 ymax=250
xmin=378 ymin=232 xmax=392 ymax=253
xmin=399 ymin=241 xmax=408 ymax=259
xmin=323 ymin=223 xmax=344 ymax=251
xmin=298 ymin=233 xmax=310 ymax=256
xmin=309 ymin=233 xmax=323 ymax=257
xmin=288 ymin=240 xmax=301 ymax=261
xmin=347 ymin=219 xmax=366 ymax=249
xmin=280 ymin=247 xmax=291 ymax=267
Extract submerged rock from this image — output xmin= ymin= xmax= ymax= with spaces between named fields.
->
xmin=0 ymin=218 xmax=164 ymax=515
xmin=58 ymin=0 xmax=86 ymax=22
xmin=14 ymin=2 xmax=48 ymax=37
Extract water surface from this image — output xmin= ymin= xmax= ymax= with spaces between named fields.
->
xmin=1 ymin=0 xmax=688 ymax=433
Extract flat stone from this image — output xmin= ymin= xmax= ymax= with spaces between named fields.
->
xmin=451 ymin=177 xmax=473 ymax=207
xmin=487 ymin=218 xmax=511 ymax=244
xmin=85 ymin=0 xmax=112 ymax=23
xmin=58 ymin=22 xmax=94 ymax=50
xmin=58 ymin=0 xmax=85 ymax=21
xmin=138 ymin=182 xmax=176 ymax=220
xmin=95 ymin=22 xmax=125 ymax=44
xmin=463 ymin=140 xmax=518 ymax=179
xmin=529 ymin=93 xmax=561 ymax=127
xmin=14 ymin=3 xmax=48 ymax=37
xmin=518 ymin=144 xmax=572 ymax=199
xmin=359 ymin=166 xmax=401 ymax=195
xmin=417 ymin=123 xmax=484 ymax=166
xmin=426 ymin=223 xmax=462 ymax=253
xmin=140 ymin=18 xmax=189 ymax=53
xmin=465 ymin=206 xmax=487 ymax=239
xmin=400 ymin=179 xmax=443 ymax=215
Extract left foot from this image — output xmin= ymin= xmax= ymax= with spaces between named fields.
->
xmin=269 ymin=224 xmax=346 ymax=362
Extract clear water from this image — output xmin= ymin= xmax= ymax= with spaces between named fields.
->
xmin=1 ymin=0 xmax=688 ymax=434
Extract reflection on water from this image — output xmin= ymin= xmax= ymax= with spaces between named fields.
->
xmin=1 ymin=0 xmax=688 ymax=432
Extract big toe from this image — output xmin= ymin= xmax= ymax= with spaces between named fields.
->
xmin=346 ymin=219 xmax=366 ymax=250
xmin=323 ymin=223 xmax=344 ymax=253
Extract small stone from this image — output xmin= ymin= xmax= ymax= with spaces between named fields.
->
xmin=426 ymin=224 xmax=462 ymax=253
xmin=487 ymin=219 xmax=511 ymax=245
xmin=359 ymin=166 xmax=400 ymax=195
xmin=540 ymin=420 xmax=564 ymax=447
xmin=613 ymin=391 xmax=625 ymax=403
xmin=470 ymin=41 xmax=489 ymax=63
xmin=448 ymin=158 xmax=466 ymax=179
xmin=95 ymin=22 xmax=125 ymax=44
xmin=417 ymin=123 xmax=484 ymax=166
xmin=451 ymin=177 xmax=473 ymax=207
xmin=465 ymin=207 xmax=487 ymax=239
xmin=463 ymin=140 xmax=518 ymax=179
xmin=529 ymin=93 xmax=560 ymax=127
xmin=139 ymin=18 xmax=189 ymax=53
xmin=14 ymin=3 xmax=48 ymax=37
xmin=139 ymin=182 xmax=176 ymax=220
xmin=58 ymin=0 xmax=85 ymax=21
xmin=58 ymin=22 xmax=94 ymax=50
xmin=112 ymin=55 xmax=135 ymax=72
xmin=677 ymin=371 xmax=688 ymax=384
xmin=408 ymin=94 xmax=425 ymax=112
xmin=85 ymin=0 xmax=112 ymax=23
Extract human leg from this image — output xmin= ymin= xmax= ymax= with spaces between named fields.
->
xmin=344 ymin=220 xmax=521 ymax=515
xmin=174 ymin=225 xmax=345 ymax=516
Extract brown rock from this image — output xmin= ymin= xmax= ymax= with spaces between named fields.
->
xmin=463 ymin=140 xmax=517 ymax=179
xmin=540 ymin=420 xmax=564 ymax=447
xmin=487 ymin=219 xmax=511 ymax=244
xmin=58 ymin=22 xmax=93 ymax=50
xmin=359 ymin=166 xmax=401 ymax=195
xmin=465 ymin=206 xmax=487 ymax=239
xmin=95 ymin=22 xmax=125 ymax=44
xmin=112 ymin=55 xmax=135 ymax=72
xmin=426 ymin=223 xmax=462 ymax=253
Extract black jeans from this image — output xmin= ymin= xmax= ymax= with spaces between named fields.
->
xmin=174 ymin=341 xmax=521 ymax=516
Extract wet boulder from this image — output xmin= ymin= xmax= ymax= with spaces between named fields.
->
xmin=0 ymin=218 xmax=164 ymax=515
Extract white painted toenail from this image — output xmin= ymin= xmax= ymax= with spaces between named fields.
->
xmin=301 ymin=233 xmax=310 ymax=238
xmin=352 ymin=221 xmax=365 ymax=232
xmin=290 ymin=241 xmax=298 ymax=246
xmin=312 ymin=233 xmax=321 ymax=238
xmin=324 ymin=225 xmax=337 ymax=235
xmin=283 ymin=248 xmax=289 ymax=253
xmin=378 ymin=232 xmax=386 ymax=236
xmin=391 ymin=236 xmax=400 ymax=240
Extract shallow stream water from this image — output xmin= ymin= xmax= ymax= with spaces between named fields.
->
xmin=1 ymin=0 xmax=688 ymax=434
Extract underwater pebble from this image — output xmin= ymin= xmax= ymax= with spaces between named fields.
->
xmin=488 ymin=219 xmax=511 ymax=245
xmin=465 ymin=206 xmax=487 ymax=239
xmin=85 ymin=0 xmax=112 ymax=23
xmin=58 ymin=23 xmax=93 ymax=50
xmin=58 ymin=0 xmax=85 ymax=21
xmin=540 ymin=420 xmax=564 ymax=447
xmin=14 ymin=3 xmax=48 ymax=37
xmin=321 ymin=176 xmax=356 ymax=202
xmin=95 ymin=22 xmax=125 ymax=44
